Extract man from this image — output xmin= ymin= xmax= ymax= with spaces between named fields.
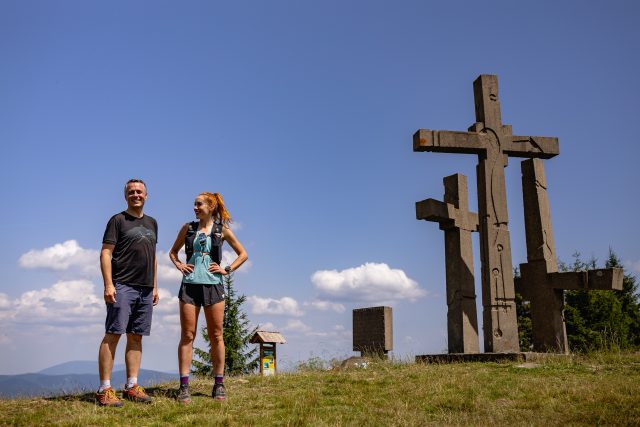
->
xmin=96 ymin=179 xmax=159 ymax=407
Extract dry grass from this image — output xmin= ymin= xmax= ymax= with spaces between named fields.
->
xmin=1 ymin=352 xmax=639 ymax=426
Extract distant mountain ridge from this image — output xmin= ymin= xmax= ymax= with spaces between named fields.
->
xmin=0 ymin=361 xmax=174 ymax=398
xmin=37 ymin=361 xmax=125 ymax=375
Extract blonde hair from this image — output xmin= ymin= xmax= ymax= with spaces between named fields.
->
xmin=199 ymin=192 xmax=232 ymax=225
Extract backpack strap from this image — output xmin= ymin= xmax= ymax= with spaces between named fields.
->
xmin=184 ymin=221 xmax=199 ymax=261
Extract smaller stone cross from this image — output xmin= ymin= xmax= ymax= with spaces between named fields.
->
xmin=516 ymin=158 xmax=624 ymax=353
xmin=416 ymin=173 xmax=480 ymax=353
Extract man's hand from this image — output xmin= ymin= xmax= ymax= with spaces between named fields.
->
xmin=104 ymin=285 xmax=117 ymax=304
xmin=153 ymin=288 xmax=159 ymax=306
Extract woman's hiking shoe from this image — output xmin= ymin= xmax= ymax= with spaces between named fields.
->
xmin=123 ymin=384 xmax=153 ymax=403
xmin=176 ymin=385 xmax=191 ymax=404
xmin=212 ymin=383 xmax=226 ymax=401
xmin=95 ymin=387 xmax=124 ymax=407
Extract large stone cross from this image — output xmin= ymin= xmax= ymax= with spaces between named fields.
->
xmin=416 ymin=173 xmax=480 ymax=353
xmin=516 ymin=158 xmax=623 ymax=353
xmin=414 ymin=75 xmax=560 ymax=352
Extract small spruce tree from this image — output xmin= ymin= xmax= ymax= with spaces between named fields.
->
xmin=516 ymin=249 xmax=640 ymax=353
xmin=192 ymin=272 xmax=259 ymax=376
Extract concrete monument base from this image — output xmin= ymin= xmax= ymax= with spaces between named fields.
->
xmin=416 ymin=352 xmax=570 ymax=364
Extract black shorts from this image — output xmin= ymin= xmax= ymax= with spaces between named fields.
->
xmin=178 ymin=282 xmax=225 ymax=307
xmin=105 ymin=282 xmax=153 ymax=336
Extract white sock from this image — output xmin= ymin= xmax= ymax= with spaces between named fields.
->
xmin=99 ymin=380 xmax=111 ymax=392
xmin=126 ymin=377 xmax=137 ymax=389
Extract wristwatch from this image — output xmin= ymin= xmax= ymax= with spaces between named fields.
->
xmin=225 ymin=265 xmax=232 ymax=274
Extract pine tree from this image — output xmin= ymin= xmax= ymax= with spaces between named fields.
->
xmin=191 ymin=273 xmax=259 ymax=376
xmin=516 ymin=249 xmax=640 ymax=352
xmin=564 ymin=249 xmax=640 ymax=351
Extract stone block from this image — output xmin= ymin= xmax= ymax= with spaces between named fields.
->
xmin=352 ymin=306 xmax=392 ymax=356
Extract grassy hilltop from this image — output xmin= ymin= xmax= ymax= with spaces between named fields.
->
xmin=1 ymin=352 xmax=639 ymax=426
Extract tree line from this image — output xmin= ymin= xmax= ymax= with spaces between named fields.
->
xmin=517 ymin=249 xmax=640 ymax=352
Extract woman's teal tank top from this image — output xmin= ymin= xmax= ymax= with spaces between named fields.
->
xmin=182 ymin=231 xmax=222 ymax=285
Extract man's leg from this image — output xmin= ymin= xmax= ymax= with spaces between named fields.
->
xmin=99 ymin=333 xmax=121 ymax=382
xmin=122 ymin=333 xmax=152 ymax=403
xmin=125 ymin=333 xmax=142 ymax=380
xmin=122 ymin=286 xmax=153 ymax=403
xmin=96 ymin=333 xmax=123 ymax=407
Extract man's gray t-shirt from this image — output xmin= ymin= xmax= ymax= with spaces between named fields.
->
xmin=102 ymin=211 xmax=157 ymax=287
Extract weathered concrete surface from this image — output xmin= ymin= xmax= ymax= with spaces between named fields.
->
xmin=416 ymin=173 xmax=479 ymax=353
xmin=516 ymin=158 xmax=623 ymax=353
xmin=414 ymin=75 xmax=560 ymax=352
xmin=353 ymin=306 xmax=393 ymax=357
xmin=416 ymin=352 xmax=570 ymax=364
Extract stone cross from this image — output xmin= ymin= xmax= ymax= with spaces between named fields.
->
xmin=416 ymin=173 xmax=480 ymax=353
xmin=414 ymin=75 xmax=560 ymax=352
xmin=516 ymin=158 xmax=624 ymax=353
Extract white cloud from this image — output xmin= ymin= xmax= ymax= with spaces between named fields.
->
xmin=9 ymin=280 xmax=103 ymax=325
xmin=0 ymin=280 xmax=180 ymax=333
xmin=156 ymin=250 xmax=184 ymax=284
xmin=222 ymin=250 xmax=252 ymax=272
xmin=0 ymin=293 xmax=10 ymax=310
xmin=18 ymin=240 xmax=99 ymax=276
xmin=154 ymin=287 xmax=180 ymax=313
xmin=311 ymin=262 xmax=426 ymax=303
xmin=160 ymin=314 xmax=180 ymax=328
xmin=283 ymin=319 xmax=311 ymax=333
xmin=625 ymin=260 xmax=640 ymax=274
xmin=247 ymin=296 xmax=303 ymax=317
xmin=228 ymin=222 xmax=242 ymax=232
xmin=304 ymin=300 xmax=345 ymax=313
xmin=257 ymin=322 xmax=277 ymax=331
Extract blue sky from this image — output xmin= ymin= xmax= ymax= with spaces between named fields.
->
xmin=1 ymin=0 xmax=639 ymax=375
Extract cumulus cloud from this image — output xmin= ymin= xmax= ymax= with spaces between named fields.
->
xmin=283 ymin=319 xmax=311 ymax=333
xmin=247 ymin=296 xmax=303 ymax=317
xmin=304 ymin=300 xmax=345 ymax=313
xmin=9 ymin=280 xmax=103 ymax=325
xmin=257 ymin=322 xmax=277 ymax=331
xmin=0 ymin=280 xmax=180 ymax=332
xmin=626 ymin=260 xmax=640 ymax=274
xmin=311 ymin=262 xmax=426 ymax=304
xmin=0 ymin=293 xmax=10 ymax=310
xmin=228 ymin=222 xmax=242 ymax=232
xmin=18 ymin=240 xmax=100 ymax=276
xmin=250 ymin=320 xmax=349 ymax=341
xmin=154 ymin=287 xmax=180 ymax=314
xmin=222 ymin=250 xmax=252 ymax=272
xmin=156 ymin=250 xmax=184 ymax=284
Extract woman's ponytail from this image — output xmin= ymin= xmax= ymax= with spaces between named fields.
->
xmin=199 ymin=192 xmax=232 ymax=225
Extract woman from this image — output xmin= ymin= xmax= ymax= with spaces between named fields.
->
xmin=169 ymin=192 xmax=248 ymax=403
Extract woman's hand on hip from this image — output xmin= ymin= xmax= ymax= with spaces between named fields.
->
xmin=208 ymin=262 xmax=227 ymax=275
xmin=177 ymin=262 xmax=194 ymax=275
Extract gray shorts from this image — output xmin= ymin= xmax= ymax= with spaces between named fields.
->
xmin=178 ymin=282 xmax=225 ymax=307
xmin=105 ymin=282 xmax=154 ymax=336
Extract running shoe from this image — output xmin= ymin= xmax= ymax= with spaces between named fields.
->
xmin=123 ymin=384 xmax=153 ymax=403
xmin=95 ymin=386 xmax=124 ymax=407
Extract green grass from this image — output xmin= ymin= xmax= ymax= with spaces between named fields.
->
xmin=2 ymin=352 xmax=639 ymax=426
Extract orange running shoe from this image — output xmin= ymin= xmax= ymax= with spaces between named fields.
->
xmin=95 ymin=387 xmax=124 ymax=407
xmin=123 ymin=384 xmax=153 ymax=403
